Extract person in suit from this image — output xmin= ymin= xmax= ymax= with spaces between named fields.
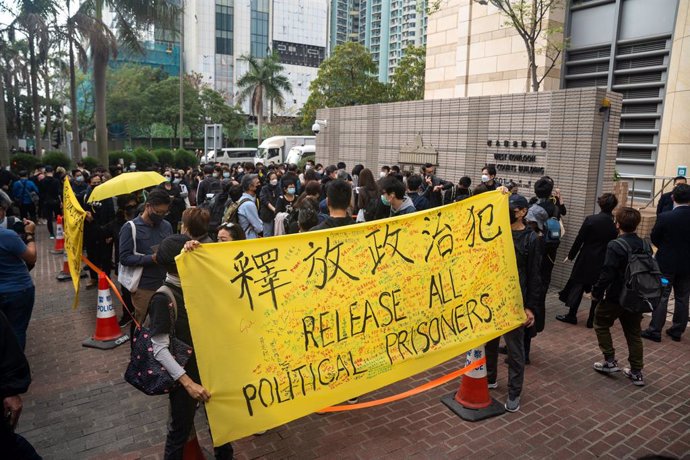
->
xmin=656 ymin=176 xmax=686 ymax=215
xmin=557 ymin=193 xmax=619 ymax=327
xmin=642 ymin=183 xmax=690 ymax=342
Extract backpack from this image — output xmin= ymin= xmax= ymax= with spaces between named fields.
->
xmin=538 ymin=198 xmax=561 ymax=245
xmin=200 ymin=179 xmax=222 ymax=205
xmin=205 ymin=193 xmax=231 ymax=233
xmin=223 ymin=197 xmax=253 ymax=226
xmin=614 ymin=239 xmax=663 ymax=313
xmin=282 ymin=206 xmax=299 ymax=234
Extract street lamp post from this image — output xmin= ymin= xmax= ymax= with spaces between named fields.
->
xmin=179 ymin=1 xmax=184 ymax=150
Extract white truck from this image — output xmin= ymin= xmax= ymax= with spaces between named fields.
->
xmin=254 ymin=136 xmax=315 ymax=165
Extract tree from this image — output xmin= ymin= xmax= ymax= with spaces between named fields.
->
xmin=199 ymin=87 xmax=246 ymax=145
xmin=479 ymin=0 xmax=564 ymax=92
xmin=143 ymin=76 xmax=202 ymax=142
xmin=236 ymin=52 xmax=292 ymax=145
xmin=0 ymin=53 xmax=8 ymax=165
xmin=389 ymin=45 xmax=426 ymax=101
xmin=300 ymin=42 xmax=389 ymax=131
xmin=71 ymin=0 xmax=179 ymax=166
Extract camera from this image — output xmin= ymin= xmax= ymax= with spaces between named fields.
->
xmin=311 ymin=123 xmax=321 ymax=135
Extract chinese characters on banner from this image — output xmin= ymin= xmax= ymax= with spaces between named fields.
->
xmin=177 ymin=191 xmax=525 ymax=445
xmin=63 ymin=178 xmax=86 ymax=308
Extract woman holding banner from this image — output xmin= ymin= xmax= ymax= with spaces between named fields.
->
xmin=149 ymin=234 xmax=233 ymax=459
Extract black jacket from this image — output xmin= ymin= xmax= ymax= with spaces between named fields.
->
xmin=0 ymin=311 xmax=31 ymax=400
xmin=656 ymin=191 xmax=674 ymax=215
xmin=422 ymin=175 xmax=453 ymax=208
xmin=567 ymin=211 xmax=618 ymax=285
xmin=513 ymin=228 xmax=543 ymax=310
xmin=592 ymin=233 xmax=648 ymax=302
xmin=651 ymin=206 xmax=690 ymax=276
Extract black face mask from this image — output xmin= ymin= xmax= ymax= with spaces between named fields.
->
xmin=510 ymin=211 xmax=518 ymax=224
xmin=125 ymin=205 xmax=137 ymax=218
xmin=149 ymin=212 xmax=165 ymax=224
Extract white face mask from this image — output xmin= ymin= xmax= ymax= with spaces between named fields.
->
xmin=481 ymin=174 xmax=490 ymax=183
xmin=305 ymin=164 xmax=312 ymax=170
xmin=212 ymin=172 xmax=219 ymax=178
xmin=270 ymin=179 xmax=278 ymax=186
xmin=379 ymin=172 xmax=386 ymax=178
xmin=237 ymin=168 xmax=244 ymax=174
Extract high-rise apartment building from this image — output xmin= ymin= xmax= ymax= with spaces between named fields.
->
xmin=330 ymin=0 xmax=427 ymax=82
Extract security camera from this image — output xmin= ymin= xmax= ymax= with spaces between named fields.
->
xmin=311 ymin=122 xmax=321 ymax=135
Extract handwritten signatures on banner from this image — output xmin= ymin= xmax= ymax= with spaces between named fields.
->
xmin=179 ymin=191 xmax=523 ymax=441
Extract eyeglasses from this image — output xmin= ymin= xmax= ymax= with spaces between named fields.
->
xmin=164 ymin=175 xmax=171 ymax=178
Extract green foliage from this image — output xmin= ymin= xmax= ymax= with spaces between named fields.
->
xmin=82 ymin=156 xmax=101 ymax=171
xmin=41 ymin=151 xmax=72 ymax=170
xmin=133 ymin=148 xmax=158 ymax=171
xmin=143 ymin=76 xmax=202 ymax=138
xmin=9 ymin=153 xmax=40 ymax=174
xmin=109 ymin=150 xmax=135 ymax=166
xmin=174 ymin=149 xmax=198 ymax=170
xmin=300 ymin=42 xmax=390 ymax=131
xmin=200 ymin=88 xmax=246 ymax=144
xmin=236 ymin=53 xmax=293 ymax=117
xmin=153 ymin=148 xmax=175 ymax=167
xmin=107 ymin=64 xmax=168 ymax=135
xmin=389 ymin=46 xmax=426 ymax=102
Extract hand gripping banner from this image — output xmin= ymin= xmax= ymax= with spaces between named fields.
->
xmin=63 ymin=178 xmax=86 ymax=308
xmin=177 ymin=190 xmax=525 ymax=445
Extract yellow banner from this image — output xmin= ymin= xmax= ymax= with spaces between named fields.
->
xmin=63 ymin=178 xmax=86 ymax=308
xmin=177 ymin=190 xmax=525 ymax=445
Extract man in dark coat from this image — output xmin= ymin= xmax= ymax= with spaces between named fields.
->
xmin=557 ymin=193 xmax=618 ymax=327
xmin=642 ymin=183 xmax=690 ymax=342
xmin=656 ymin=176 xmax=686 ymax=215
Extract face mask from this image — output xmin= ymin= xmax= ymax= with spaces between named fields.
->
xmin=149 ymin=212 xmax=164 ymax=224
xmin=130 ymin=164 xmax=136 ymax=170
xmin=173 ymin=178 xmax=181 ymax=185
xmin=212 ymin=173 xmax=219 ymax=178
xmin=510 ymin=211 xmax=518 ymax=224
xmin=305 ymin=164 xmax=312 ymax=170
xmin=237 ymin=168 xmax=244 ymax=174
xmin=287 ymin=187 xmax=296 ymax=195
xmin=481 ymin=174 xmax=490 ymax=183
xmin=76 ymin=176 xmax=84 ymax=182
xmin=125 ymin=205 xmax=137 ymax=218
xmin=381 ymin=194 xmax=390 ymax=206
xmin=223 ymin=172 xmax=231 ymax=179
xmin=165 ymin=176 xmax=172 ymax=182
xmin=270 ymin=179 xmax=278 ymax=186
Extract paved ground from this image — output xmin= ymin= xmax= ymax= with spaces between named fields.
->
xmin=16 ymin=235 xmax=690 ymax=459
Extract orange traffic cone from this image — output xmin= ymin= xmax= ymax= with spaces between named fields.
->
xmin=182 ymin=434 xmax=206 ymax=460
xmin=441 ymin=345 xmax=505 ymax=421
xmin=56 ymin=253 xmax=87 ymax=281
xmin=82 ymin=272 xmax=128 ymax=350
xmin=50 ymin=215 xmax=64 ymax=254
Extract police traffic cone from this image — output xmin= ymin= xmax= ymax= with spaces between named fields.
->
xmin=56 ymin=253 xmax=87 ymax=281
xmin=82 ymin=272 xmax=128 ymax=350
xmin=441 ymin=345 xmax=505 ymax=421
xmin=50 ymin=215 xmax=64 ymax=254
xmin=182 ymin=433 xmax=206 ymax=460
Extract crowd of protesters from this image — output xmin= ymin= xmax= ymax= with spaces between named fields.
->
xmin=0 ymin=153 xmax=688 ymax=458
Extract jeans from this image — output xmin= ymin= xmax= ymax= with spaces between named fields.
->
xmin=486 ymin=326 xmax=525 ymax=399
xmin=263 ymin=220 xmax=274 ymax=238
xmin=165 ymin=377 xmax=233 ymax=459
xmin=594 ymin=300 xmax=643 ymax=370
xmin=0 ymin=287 xmax=35 ymax=351
xmin=646 ymin=272 xmax=690 ymax=338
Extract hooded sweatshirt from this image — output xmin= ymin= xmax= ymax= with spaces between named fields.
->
xmin=390 ymin=196 xmax=417 ymax=217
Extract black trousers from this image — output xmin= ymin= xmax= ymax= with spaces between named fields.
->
xmin=42 ymin=201 xmax=61 ymax=237
xmin=85 ymin=240 xmax=113 ymax=280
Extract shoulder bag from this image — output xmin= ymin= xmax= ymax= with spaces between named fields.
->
xmin=117 ymin=221 xmax=144 ymax=293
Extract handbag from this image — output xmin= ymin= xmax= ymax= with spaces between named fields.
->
xmin=117 ymin=221 xmax=144 ymax=293
xmin=124 ymin=285 xmax=193 ymax=396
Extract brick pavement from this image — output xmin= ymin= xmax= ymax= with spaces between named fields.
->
xmin=16 ymin=235 xmax=690 ymax=459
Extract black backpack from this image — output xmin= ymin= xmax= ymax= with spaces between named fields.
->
xmin=614 ymin=239 xmax=663 ymax=313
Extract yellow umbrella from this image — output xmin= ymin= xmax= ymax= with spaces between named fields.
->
xmin=87 ymin=171 xmax=166 ymax=203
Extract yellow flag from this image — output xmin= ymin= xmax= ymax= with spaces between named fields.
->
xmin=177 ymin=191 xmax=525 ymax=445
xmin=63 ymin=178 xmax=86 ymax=308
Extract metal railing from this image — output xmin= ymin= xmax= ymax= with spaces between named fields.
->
xmin=616 ymin=174 xmax=679 ymax=209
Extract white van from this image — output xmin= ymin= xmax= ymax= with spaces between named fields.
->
xmin=255 ymin=136 xmax=315 ymax=165
xmin=285 ymin=144 xmax=316 ymax=165
xmin=204 ymin=148 xmax=257 ymax=165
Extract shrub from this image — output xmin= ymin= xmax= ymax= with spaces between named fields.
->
xmin=109 ymin=150 xmax=135 ymax=167
xmin=82 ymin=157 xmax=101 ymax=171
xmin=153 ymin=148 xmax=175 ymax=167
xmin=41 ymin=151 xmax=72 ymax=170
xmin=174 ymin=149 xmax=199 ymax=170
xmin=9 ymin=153 xmax=41 ymax=174
xmin=133 ymin=148 xmax=158 ymax=171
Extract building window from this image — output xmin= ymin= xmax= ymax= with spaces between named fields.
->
xmin=215 ymin=3 xmax=233 ymax=56
xmin=251 ymin=0 xmax=269 ymax=58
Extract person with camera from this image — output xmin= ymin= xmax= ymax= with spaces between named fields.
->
xmin=0 ymin=191 xmax=37 ymax=352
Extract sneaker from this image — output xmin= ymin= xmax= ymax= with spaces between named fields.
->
xmin=498 ymin=345 xmax=508 ymax=355
xmin=49 ymin=235 xmax=55 ymax=240
xmin=347 ymin=397 xmax=359 ymax=404
xmin=622 ymin=368 xmax=645 ymax=386
xmin=593 ymin=359 xmax=619 ymax=374
xmin=487 ymin=382 xmax=498 ymax=389
xmin=505 ymin=396 xmax=520 ymax=413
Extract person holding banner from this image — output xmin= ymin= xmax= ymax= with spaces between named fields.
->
xmin=149 ymin=234 xmax=233 ymax=460
xmin=486 ymin=194 xmax=541 ymax=413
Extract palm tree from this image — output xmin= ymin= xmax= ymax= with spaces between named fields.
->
xmin=16 ymin=0 xmax=55 ymax=155
xmin=70 ymin=0 xmax=179 ymax=167
xmin=236 ymin=53 xmax=292 ymax=145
